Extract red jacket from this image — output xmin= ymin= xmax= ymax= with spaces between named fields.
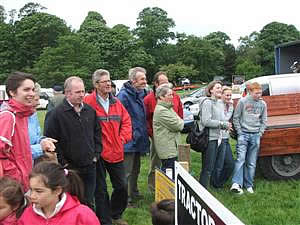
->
xmin=84 ymin=91 xmax=132 ymax=163
xmin=144 ymin=91 xmax=183 ymax=137
xmin=18 ymin=193 xmax=100 ymax=225
xmin=0 ymin=99 xmax=33 ymax=191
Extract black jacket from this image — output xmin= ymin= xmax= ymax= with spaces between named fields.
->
xmin=44 ymin=99 xmax=102 ymax=167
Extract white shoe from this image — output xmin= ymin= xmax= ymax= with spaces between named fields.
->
xmin=230 ymin=183 xmax=244 ymax=195
xmin=246 ymin=187 xmax=254 ymax=194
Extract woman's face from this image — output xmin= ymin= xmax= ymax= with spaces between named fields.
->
xmin=29 ymin=176 xmax=61 ymax=213
xmin=9 ymin=79 xmax=35 ymax=106
xmin=222 ymin=89 xmax=232 ymax=104
xmin=210 ymin=83 xmax=222 ymax=99
xmin=161 ymin=89 xmax=173 ymax=103
xmin=0 ymin=196 xmax=16 ymax=221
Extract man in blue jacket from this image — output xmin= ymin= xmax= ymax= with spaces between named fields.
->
xmin=117 ymin=67 xmax=150 ymax=206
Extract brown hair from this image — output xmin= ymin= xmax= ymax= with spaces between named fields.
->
xmin=205 ymin=80 xmax=222 ymax=97
xmin=222 ymin=86 xmax=232 ymax=94
xmin=150 ymin=199 xmax=175 ymax=225
xmin=5 ymin=71 xmax=36 ymax=98
xmin=249 ymin=82 xmax=262 ymax=91
xmin=0 ymin=177 xmax=27 ymax=218
xmin=30 ymin=161 xmax=85 ymax=204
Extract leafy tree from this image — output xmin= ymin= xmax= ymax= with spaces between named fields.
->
xmin=14 ymin=12 xmax=71 ymax=70
xmin=18 ymin=2 xmax=46 ymax=19
xmin=205 ymin=31 xmax=236 ymax=80
xmin=177 ymin=35 xmax=225 ymax=82
xmin=0 ymin=22 xmax=16 ymax=83
xmin=160 ymin=63 xmax=199 ymax=85
xmin=134 ymin=7 xmax=175 ymax=50
xmin=0 ymin=5 xmax=6 ymax=22
xmin=236 ymin=59 xmax=264 ymax=80
xmin=32 ymin=34 xmax=99 ymax=90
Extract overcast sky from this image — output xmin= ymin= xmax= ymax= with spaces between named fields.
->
xmin=1 ymin=0 xmax=300 ymax=46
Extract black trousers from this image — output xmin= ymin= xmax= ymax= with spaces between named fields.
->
xmin=95 ymin=158 xmax=128 ymax=225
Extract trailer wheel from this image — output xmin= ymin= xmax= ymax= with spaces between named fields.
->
xmin=259 ymin=154 xmax=300 ymax=180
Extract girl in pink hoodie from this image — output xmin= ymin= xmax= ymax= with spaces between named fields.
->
xmin=18 ymin=161 xmax=100 ymax=225
xmin=0 ymin=177 xmax=28 ymax=225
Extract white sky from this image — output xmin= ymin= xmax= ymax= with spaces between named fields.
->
xmin=1 ymin=0 xmax=300 ymax=46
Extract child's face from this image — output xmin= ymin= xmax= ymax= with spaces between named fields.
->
xmin=29 ymin=176 xmax=61 ymax=211
xmin=0 ymin=196 xmax=15 ymax=221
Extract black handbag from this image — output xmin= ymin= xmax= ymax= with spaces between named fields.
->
xmin=186 ymin=121 xmax=209 ymax=153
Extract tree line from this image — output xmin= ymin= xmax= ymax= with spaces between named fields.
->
xmin=1 ymin=2 xmax=300 ymax=90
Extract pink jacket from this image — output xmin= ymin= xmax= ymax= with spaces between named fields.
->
xmin=0 ymin=99 xmax=33 ymax=191
xmin=18 ymin=193 xmax=101 ymax=225
xmin=0 ymin=212 xmax=17 ymax=225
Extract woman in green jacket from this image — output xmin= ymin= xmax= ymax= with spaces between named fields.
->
xmin=153 ymin=84 xmax=184 ymax=179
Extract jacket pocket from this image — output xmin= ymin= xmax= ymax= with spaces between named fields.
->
xmin=2 ymin=159 xmax=21 ymax=181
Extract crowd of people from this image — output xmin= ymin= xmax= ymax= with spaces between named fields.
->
xmin=0 ymin=69 xmax=267 ymax=225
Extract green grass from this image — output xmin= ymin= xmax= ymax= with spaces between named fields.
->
xmin=37 ymin=110 xmax=300 ymax=225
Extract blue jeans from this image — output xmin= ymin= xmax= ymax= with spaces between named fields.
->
xmin=211 ymin=139 xmax=234 ymax=188
xmin=200 ymin=140 xmax=225 ymax=188
xmin=232 ymin=132 xmax=261 ymax=188
xmin=95 ymin=158 xmax=128 ymax=225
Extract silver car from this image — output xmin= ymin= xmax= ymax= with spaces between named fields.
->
xmin=181 ymin=87 xmax=206 ymax=107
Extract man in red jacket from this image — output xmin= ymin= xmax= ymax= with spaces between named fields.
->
xmin=144 ymin=71 xmax=183 ymax=191
xmin=84 ymin=69 xmax=132 ymax=225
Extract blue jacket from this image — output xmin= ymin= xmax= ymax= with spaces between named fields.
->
xmin=117 ymin=81 xmax=150 ymax=153
xmin=28 ymin=112 xmax=44 ymax=159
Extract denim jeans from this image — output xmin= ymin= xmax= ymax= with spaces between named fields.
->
xmin=75 ymin=163 xmax=96 ymax=209
xmin=211 ymin=139 xmax=234 ymax=188
xmin=200 ymin=140 xmax=225 ymax=188
xmin=95 ymin=158 xmax=128 ymax=225
xmin=232 ymin=132 xmax=261 ymax=188
xmin=161 ymin=157 xmax=177 ymax=180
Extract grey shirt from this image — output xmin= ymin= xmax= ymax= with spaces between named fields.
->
xmin=233 ymin=95 xmax=267 ymax=136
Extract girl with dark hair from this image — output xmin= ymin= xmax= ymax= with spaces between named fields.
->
xmin=0 ymin=177 xmax=28 ymax=225
xmin=199 ymin=81 xmax=232 ymax=189
xmin=18 ymin=161 xmax=100 ymax=225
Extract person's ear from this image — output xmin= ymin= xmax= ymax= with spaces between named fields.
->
xmin=54 ymin=186 xmax=63 ymax=196
xmin=9 ymin=90 xmax=16 ymax=98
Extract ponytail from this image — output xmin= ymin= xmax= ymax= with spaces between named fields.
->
xmin=64 ymin=169 xmax=85 ymax=204
xmin=31 ymin=162 xmax=85 ymax=204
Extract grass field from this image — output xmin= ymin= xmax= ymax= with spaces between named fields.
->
xmin=38 ymin=110 xmax=300 ymax=225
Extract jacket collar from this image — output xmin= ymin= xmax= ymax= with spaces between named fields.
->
xmin=61 ymin=98 xmax=86 ymax=112
xmin=157 ymin=100 xmax=173 ymax=108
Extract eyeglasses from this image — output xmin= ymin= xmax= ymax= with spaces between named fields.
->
xmin=96 ymin=80 xmax=111 ymax=84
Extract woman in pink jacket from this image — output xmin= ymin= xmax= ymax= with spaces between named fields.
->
xmin=18 ymin=161 xmax=100 ymax=225
xmin=0 ymin=72 xmax=36 ymax=191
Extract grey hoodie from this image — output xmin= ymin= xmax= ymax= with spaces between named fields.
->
xmin=199 ymin=97 xmax=230 ymax=141
xmin=233 ymin=95 xmax=267 ymax=136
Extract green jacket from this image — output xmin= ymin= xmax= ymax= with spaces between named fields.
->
xmin=153 ymin=100 xmax=184 ymax=159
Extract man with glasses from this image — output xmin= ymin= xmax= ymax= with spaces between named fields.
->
xmin=84 ymin=69 xmax=132 ymax=225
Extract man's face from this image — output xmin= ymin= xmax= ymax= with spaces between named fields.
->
xmin=155 ymin=74 xmax=169 ymax=88
xmin=10 ymin=79 xmax=35 ymax=106
xmin=95 ymin=74 xmax=112 ymax=96
xmin=65 ymin=80 xmax=85 ymax=105
xmin=250 ymin=88 xmax=262 ymax=100
xmin=132 ymin=72 xmax=147 ymax=90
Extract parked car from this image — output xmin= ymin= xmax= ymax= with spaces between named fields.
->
xmin=181 ymin=86 xmax=206 ymax=107
xmin=182 ymin=107 xmax=194 ymax=133
xmin=37 ymin=92 xmax=50 ymax=110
